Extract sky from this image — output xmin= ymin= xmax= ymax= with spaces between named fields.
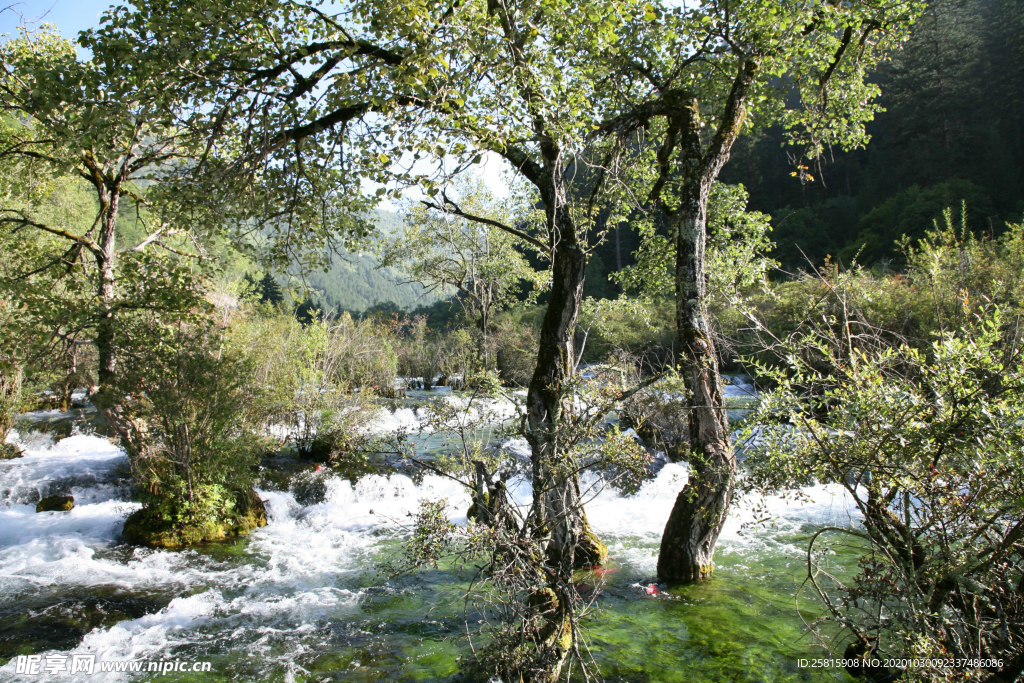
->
xmin=0 ymin=0 xmax=512 ymax=206
xmin=0 ymin=0 xmax=116 ymax=41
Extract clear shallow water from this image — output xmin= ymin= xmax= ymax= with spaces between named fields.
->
xmin=1 ymin=391 xmax=858 ymax=683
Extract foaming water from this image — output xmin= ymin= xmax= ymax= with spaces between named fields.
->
xmin=0 ymin=426 xmax=479 ymax=680
xmin=1 ymin=414 xmax=857 ymax=681
xmin=363 ymin=395 xmax=518 ymax=436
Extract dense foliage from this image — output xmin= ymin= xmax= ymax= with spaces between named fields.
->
xmin=744 ymin=310 xmax=1024 ymax=680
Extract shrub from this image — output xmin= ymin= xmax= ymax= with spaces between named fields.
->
xmin=738 ymin=210 xmax=1024 ymax=372
xmin=238 ymin=312 xmax=380 ymax=460
xmin=744 ymin=309 xmax=1024 ymax=680
xmin=492 ymin=308 xmax=541 ymax=387
xmin=398 ymin=316 xmax=476 ymax=388
xmin=106 ymin=319 xmax=270 ymax=544
xmin=577 ymin=297 xmax=676 ymax=368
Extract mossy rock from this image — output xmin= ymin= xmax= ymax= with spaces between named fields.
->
xmin=122 ymin=489 xmax=268 ymax=549
xmin=0 ymin=442 xmax=23 ymax=459
xmin=36 ymin=495 xmax=74 ymax=512
xmin=576 ymin=525 xmax=609 ymax=567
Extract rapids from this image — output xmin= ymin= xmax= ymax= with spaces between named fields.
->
xmin=1 ymin=386 xmax=857 ymax=682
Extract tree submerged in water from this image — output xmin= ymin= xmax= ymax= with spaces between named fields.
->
xmin=387 ymin=367 xmax=651 ymax=683
xmin=589 ymin=0 xmax=924 ymax=584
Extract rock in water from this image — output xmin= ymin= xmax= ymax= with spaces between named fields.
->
xmin=122 ymin=489 xmax=268 ymax=549
xmin=36 ymin=495 xmax=74 ymax=512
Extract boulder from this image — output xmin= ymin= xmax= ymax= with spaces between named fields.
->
xmin=122 ymin=489 xmax=268 ymax=549
xmin=36 ymin=495 xmax=74 ymax=512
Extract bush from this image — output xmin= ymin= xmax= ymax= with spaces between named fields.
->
xmin=744 ymin=309 xmax=1024 ymax=680
xmin=104 ymin=319 xmax=270 ymax=545
xmin=902 ymin=209 xmax=1024 ymax=334
xmin=736 ymin=211 xmax=1024 ymax=373
xmin=840 ymin=180 xmax=996 ymax=266
xmin=577 ymin=297 xmax=676 ymax=368
xmin=398 ymin=316 xmax=476 ymax=388
xmin=492 ymin=307 xmax=541 ymax=387
xmin=237 ymin=312 xmax=380 ymax=460
xmin=619 ymin=374 xmax=690 ymax=460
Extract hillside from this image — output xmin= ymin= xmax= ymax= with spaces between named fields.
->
xmin=294 ymin=210 xmax=442 ymax=314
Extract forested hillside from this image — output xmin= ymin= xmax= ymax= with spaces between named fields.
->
xmin=294 ymin=211 xmax=440 ymax=314
xmin=722 ymin=0 xmax=1024 ymax=270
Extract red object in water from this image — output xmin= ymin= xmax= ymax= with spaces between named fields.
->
xmin=645 ymin=584 xmax=660 ymax=596
xmin=314 ymin=465 xmax=322 ymax=473
xmin=593 ymin=567 xmax=619 ymax=577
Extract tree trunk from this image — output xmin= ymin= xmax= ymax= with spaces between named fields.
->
xmin=94 ymin=188 xmax=119 ymax=390
xmin=651 ymin=62 xmax=755 ymax=583
xmin=525 ymin=197 xmax=606 ymax=571
xmin=657 ymin=178 xmax=734 ymax=583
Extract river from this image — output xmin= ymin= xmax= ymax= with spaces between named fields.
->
xmin=1 ymin=378 xmax=858 ymax=682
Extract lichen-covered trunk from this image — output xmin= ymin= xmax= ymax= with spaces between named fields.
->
xmin=525 ymin=199 xmax=606 ymax=571
xmin=94 ymin=189 xmax=119 ymax=390
xmin=657 ymin=181 xmax=734 ymax=584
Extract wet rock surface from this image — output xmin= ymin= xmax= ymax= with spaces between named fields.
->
xmin=35 ymin=495 xmax=74 ymax=513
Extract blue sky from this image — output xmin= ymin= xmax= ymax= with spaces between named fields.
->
xmin=0 ymin=0 xmax=116 ymax=41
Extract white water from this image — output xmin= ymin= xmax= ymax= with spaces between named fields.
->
xmin=364 ymin=394 xmax=519 ymax=435
xmin=0 ymin=413 xmax=858 ymax=682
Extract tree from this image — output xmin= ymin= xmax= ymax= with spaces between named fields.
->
xmin=86 ymin=1 xmax=659 ymax=677
xmin=592 ymin=0 xmax=923 ymax=582
xmin=257 ymin=272 xmax=285 ymax=306
xmin=614 ymin=182 xmax=775 ymax=313
xmin=0 ymin=25 xmax=213 ymax=402
xmin=0 ymin=143 xmax=94 ymax=423
xmin=89 ymin=0 xmax=655 ymax=576
xmin=381 ymin=177 xmax=546 ymax=367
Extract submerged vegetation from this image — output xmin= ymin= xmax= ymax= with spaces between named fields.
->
xmin=1 ymin=0 xmax=1023 ymax=680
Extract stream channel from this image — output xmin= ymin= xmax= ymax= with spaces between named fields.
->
xmin=1 ymin=377 xmax=859 ymax=682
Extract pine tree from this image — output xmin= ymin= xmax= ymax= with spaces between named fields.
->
xmin=258 ymin=273 xmax=284 ymax=306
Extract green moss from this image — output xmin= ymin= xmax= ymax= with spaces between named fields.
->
xmin=555 ymin=617 xmax=573 ymax=651
xmin=36 ymin=495 xmax=74 ymax=512
xmin=530 ymin=587 xmax=573 ymax=654
xmin=576 ymin=521 xmax=609 ymax=568
xmin=122 ymin=489 xmax=267 ymax=549
xmin=466 ymin=490 xmax=490 ymax=523
xmin=528 ymin=587 xmax=559 ymax=615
